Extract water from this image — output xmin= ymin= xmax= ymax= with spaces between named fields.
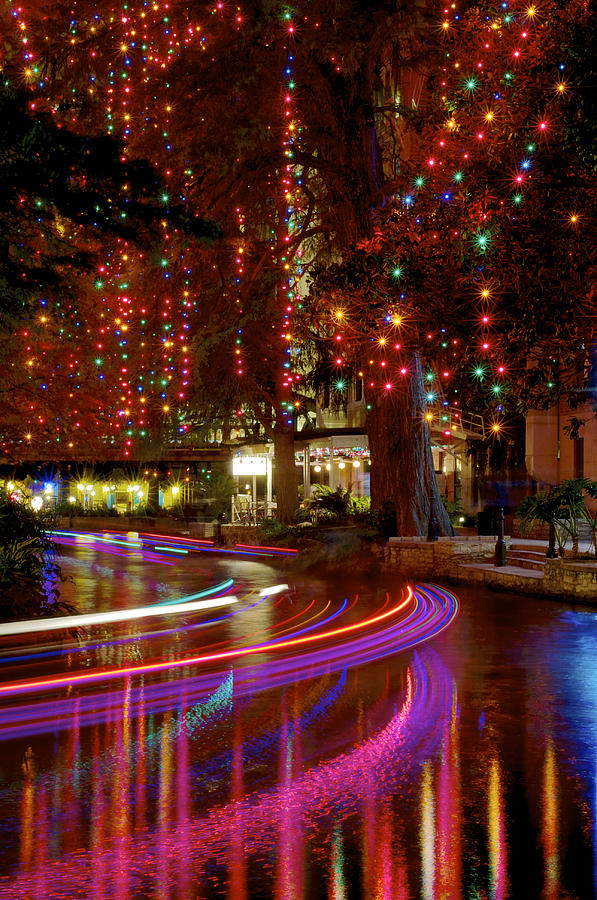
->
xmin=0 ymin=539 xmax=595 ymax=898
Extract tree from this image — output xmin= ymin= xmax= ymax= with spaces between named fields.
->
xmin=0 ymin=75 xmax=217 ymax=461
xmin=299 ymin=0 xmax=596 ymax=533
xmin=3 ymin=0 xmax=594 ymax=533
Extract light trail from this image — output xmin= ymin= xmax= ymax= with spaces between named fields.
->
xmin=0 ymin=595 xmax=238 ymax=638
xmin=53 ymin=529 xmax=298 ymax=558
xmin=0 ymin=585 xmax=459 ymax=739
xmin=0 ymin=585 xmax=460 ymax=698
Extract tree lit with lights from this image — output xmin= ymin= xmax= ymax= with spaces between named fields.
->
xmin=0 ymin=0 xmax=594 ymax=530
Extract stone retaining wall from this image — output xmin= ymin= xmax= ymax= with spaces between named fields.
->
xmin=58 ymin=516 xmax=192 ymax=534
xmin=388 ymin=536 xmax=597 ymax=600
xmin=221 ymin=524 xmax=260 ymax=546
xmin=388 ymin=536 xmax=497 ymax=578
xmin=543 ymin=559 xmax=597 ymax=599
xmin=454 ymin=560 xmax=597 ymax=601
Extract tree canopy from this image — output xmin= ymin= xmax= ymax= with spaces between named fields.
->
xmin=0 ymin=0 xmax=594 ymax=529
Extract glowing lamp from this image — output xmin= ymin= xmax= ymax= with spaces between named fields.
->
xmin=338 ymin=462 xmax=346 ymax=469
xmin=172 ymin=486 xmax=180 ymax=495
xmin=352 ymin=460 xmax=360 ymax=468
xmin=31 ymin=497 xmax=43 ymax=511
xmin=314 ymin=465 xmax=321 ymax=473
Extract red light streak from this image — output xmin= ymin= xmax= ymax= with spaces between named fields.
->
xmin=0 ymin=589 xmax=414 ymax=697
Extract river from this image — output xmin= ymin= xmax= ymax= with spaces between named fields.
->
xmin=0 ymin=535 xmax=595 ymax=898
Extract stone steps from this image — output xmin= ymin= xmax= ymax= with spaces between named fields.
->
xmin=507 ymin=545 xmax=546 ymax=572
xmin=507 ymin=555 xmax=545 ymax=571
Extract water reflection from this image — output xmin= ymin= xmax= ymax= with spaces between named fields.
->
xmin=0 ymin=559 xmax=596 ymax=898
xmin=1 ymin=649 xmax=450 ymax=897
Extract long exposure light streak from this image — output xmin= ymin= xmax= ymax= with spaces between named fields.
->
xmin=0 ymin=650 xmax=454 ymax=900
xmin=0 ymin=595 xmax=238 ymax=638
xmin=0 ymin=585 xmax=459 ymax=698
xmin=53 ymin=530 xmax=298 ymax=559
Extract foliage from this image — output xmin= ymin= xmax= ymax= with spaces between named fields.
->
xmin=297 ymin=0 xmax=595 ymax=531
xmin=581 ymin=480 xmax=597 ymax=559
xmin=257 ymin=518 xmax=291 ymax=543
xmin=442 ymin=499 xmax=464 ymax=528
xmin=256 ymin=516 xmax=384 ymax=572
xmin=204 ymin=473 xmax=237 ymax=519
xmin=0 ymin=75 xmax=218 ymax=459
xmin=0 ymin=488 xmax=75 ymax=621
xmin=517 ymin=478 xmax=597 ymax=557
xmin=303 ymin=484 xmax=371 ymax=522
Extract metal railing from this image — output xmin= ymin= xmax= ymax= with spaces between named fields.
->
xmin=429 ymin=406 xmax=485 ymax=439
xmin=231 ymin=498 xmax=277 ymax=525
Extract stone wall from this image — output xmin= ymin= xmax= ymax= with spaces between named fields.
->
xmin=58 ymin=516 xmax=192 ymax=535
xmin=388 ymin=536 xmax=597 ymax=600
xmin=453 ymin=559 xmax=597 ymax=601
xmin=220 ymin=524 xmax=260 ymax=546
xmin=511 ymin=520 xmax=549 ymax=540
xmin=543 ymin=559 xmax=597 ymax=599
xmin=388 ymin=536 xmax=497 ymax=578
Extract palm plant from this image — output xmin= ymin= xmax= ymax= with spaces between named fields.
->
xmin=517 ymin=489 xmax=567 ymax=556
xmin=556 ymin=478 xmax=589 ymax=556
xmin=580 ymin=479 xmax=597 ymax=558
xmin=0 ymin=488 xmax=75 ymax=621
xmin=518 ymin=478 xmax=596 ymax=558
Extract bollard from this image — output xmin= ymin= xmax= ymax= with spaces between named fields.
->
xmin=494 ymin=507 xmax=507 ymax=566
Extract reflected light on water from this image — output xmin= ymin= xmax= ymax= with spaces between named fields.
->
xmin=488 ymin=755 xmax=508 ymax=900
xmin=542 ymin=737 xmax=559 ymax=900
xmin=2 ymin=554 xmax=597 ymax=898
xmin=1 ymin=650 xmax=453 ymax=897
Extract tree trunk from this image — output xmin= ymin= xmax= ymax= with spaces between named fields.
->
xmin=366 ymin=353 xmax=452 ymax=537
xmin=273 ymin=419 xmax=298 ymax=524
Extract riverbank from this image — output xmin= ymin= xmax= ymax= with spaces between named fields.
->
xmin=388 ymin=535 xmax=597 ymax=602
xmin=55 ymin=518 xmax=597 ymax=601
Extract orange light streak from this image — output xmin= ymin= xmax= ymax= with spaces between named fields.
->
xmin=0 ymin=588 xmax=414 ymax=696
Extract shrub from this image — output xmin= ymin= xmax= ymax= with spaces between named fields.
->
xmin=257 ymin=518 xmax=290 ymax=542
xmin=303 ymin=485 xmax=372 ymax=523
xmin=0 ymin=488 xmax=76 ymax=621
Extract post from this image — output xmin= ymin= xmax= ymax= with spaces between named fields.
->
xmin=546 ymin=521 xmax=558 ymax=558
xmin=303 ymin=445 xmax=311 ymax=500
xmin=494 ymin=506 xmax=507 ymax=566
xmin=328 ymin=447 xmax=336 ymax=491
xmin=266 ymin=452 xmax=273 ymax=512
